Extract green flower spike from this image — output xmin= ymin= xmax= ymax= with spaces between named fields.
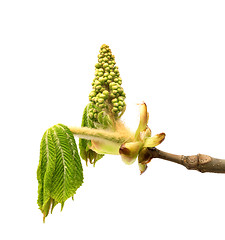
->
xmin=81 ymin=45 xmax=165 ymax=171
xmin=80 ymin=44 xmax=128 ymax=164
xmin=88 ymin=44 xmax=126 ymax=129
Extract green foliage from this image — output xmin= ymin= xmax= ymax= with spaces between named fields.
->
xmin=37 ymin=124 xmax=83 ymax=222
xmin=37 ymin=44 xmax=130 ymax=221
xmin=79 ymin=103 xmax=104 ymax=165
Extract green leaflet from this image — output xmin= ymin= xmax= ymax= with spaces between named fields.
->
xmin=37 ymin=124 xmax=83 ymax=222
xmin=79 ymin=103 xmax=104 ymax=165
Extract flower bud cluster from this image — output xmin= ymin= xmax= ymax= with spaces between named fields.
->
xmin=88 ymin=44 xmax=126 ymax=126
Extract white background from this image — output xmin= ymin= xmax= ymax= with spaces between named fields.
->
xmin=1 ymin=0 xmax=225 ymax=239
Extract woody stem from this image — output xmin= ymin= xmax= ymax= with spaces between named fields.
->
xmin=144 ymin=148 xmax=225 ymax=173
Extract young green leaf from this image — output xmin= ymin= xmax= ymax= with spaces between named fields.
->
xmin=37 ymin=124 xmax=83 ymax=222
xmin=79 ymin=103 xmax=104 ymax=165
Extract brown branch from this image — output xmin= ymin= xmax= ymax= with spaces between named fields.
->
xmin=141 ymin=148 xmax=225 ymax=173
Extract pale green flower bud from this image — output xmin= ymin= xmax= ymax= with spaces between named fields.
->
xmin=104 ymin=72 xmax=109 ymax=77
xmin=117 ymin=88 xmax=123 ymax=94
xmin=112 ymin=85 xmax=118 ymax=90
xmin=95 ymin=63 xmax=101 ymax=68
xmin=102 ymin=90 xmax=109 ymax=97
xmin=112 ymin=98 xmax=117 ymax=103
xmin=98 ymin=98 xmax=104 ymax=104
xmin=118 ymin=96 xmax=124 ymax=101
xmin=95 ymin=85 xmax=101 ymax=91
xmin=118 ymin=101 xmax=124 ymax=106
xmin=112 ymin=107 xmax=118 ymax=113
xmin=103 ymin=63 xmax=108 ymax=68
xmin=95 ymin=80 xmax=100 ymax=85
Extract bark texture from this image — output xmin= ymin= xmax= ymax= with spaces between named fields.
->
xmin=141 ymin=148 xmax=225 ymax=173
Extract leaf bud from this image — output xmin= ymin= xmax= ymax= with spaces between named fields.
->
xmin=143 ymin=133 xmax=166 ymax=148
xmin=138 ymin=163 xmax=148 ymax=175
xmin=119 ymin=141 xmax=143 ymax=165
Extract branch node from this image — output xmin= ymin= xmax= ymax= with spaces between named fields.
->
xmin=197 ymin=154 xmax=212 ymax=164
xmin=183 ymin=155 xmax=198 ymax=169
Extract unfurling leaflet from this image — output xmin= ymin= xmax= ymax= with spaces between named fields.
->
xmin=79 ymin=103 xmax=104 ymax=165
xmin=37 ymin=124 xmax=83 ymax=222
